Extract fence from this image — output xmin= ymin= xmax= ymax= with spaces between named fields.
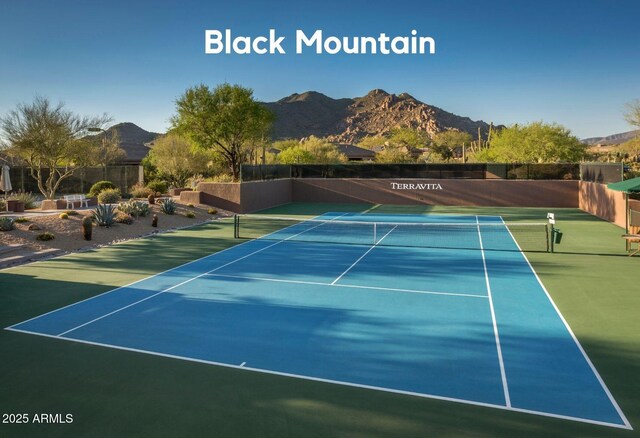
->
xmin=241 ymin=163 xmax=581 ymax=182
xmin=579 ymin=163 xmax=623 ymax=184
xmin=6 ymin=165 xmax=142 ymax=195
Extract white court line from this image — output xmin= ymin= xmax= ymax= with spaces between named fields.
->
xmin=499 ymin=217 xmax=632 ymax=429
xmin=205 ymin=272 xmax=488 ymax=299
xmin=54 ymin=213 xmax=351 ymax=337
xmin=330 ymin=225 xmax=397 ymax=285
xmin=476 ymin=216 xmax=511 ymax=408
xmin=4 ymin=326 xmax=630 ymax=430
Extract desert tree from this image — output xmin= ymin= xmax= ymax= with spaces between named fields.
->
xmin=624 ymin=99 xmax=640 ymax=129
xmin=171 ymin=83 xmax=274 ymax=180
xmin=474 ymin=122 xmax=586 ymax=163
xmin=147 ymin=133 xmax=213 ymax=187
xmin=0 ymin=96 xmax=110 ymax=199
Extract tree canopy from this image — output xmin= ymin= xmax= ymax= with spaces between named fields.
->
xmin=275 ymin=137 xmax=347 ymax=164
xmin=624 ymin=99 xmax=640 ymax=129
xmin=0 ymin=96 xmax=110 ymax=199
xmin=429 ymin=130 xmax=472 ymax=162
xmin=475 ymin=122 xmax=586 ymax=163
xmin=171 ymin=83 xmax=274 ymax=180
xmin=147 ymin=133 xmax=213 ymax=187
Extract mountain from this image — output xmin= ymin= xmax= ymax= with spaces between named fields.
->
xmin=263 ymin=89 xmax=497 ymax=143
xmin=582 ymin=130 xmax=640 ymax=146
xmin=94 ymin=122 xmax=163 ymax=164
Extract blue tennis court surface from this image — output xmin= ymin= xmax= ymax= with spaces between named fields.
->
xmin=6 ymin=212 xmax=631 ymax=429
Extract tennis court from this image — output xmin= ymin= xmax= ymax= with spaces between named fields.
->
xmin=5 ymin=212 xmax=631 ymax=429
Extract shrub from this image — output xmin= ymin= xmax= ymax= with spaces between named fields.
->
xmin=184 ymin=211 xmax=196 ymax=218
xmin=97 ymin=188 xmax=121 ymax=204
xmin=115 ymin=212 xmax=134 ymax=225
xmin=0 ymin=217 xmax=15 ymax=231
xmin=130 ymin=182 xmax=153 ymax=198
xmin=159 ymin=198 xmax=176 ymax=215
xmin=59 ymin=212 xmax=69 ymax=219
xmin=0 ymin=199 xmax=5 ymax=211
xmin=207 ymin=173 xmax=234 ymax=183
xmin=93 ymin=204 xmax=117 ymax=227
xmin=36 ymin=231 xmax=55 ymax=241
xmin=147 ymin=180 xmax=168 ymax=195
xmin=64 ymin=210 xmax=79 ymax=216
xmin=186 ymin=203 xmax=195 ymax=208
xmin=14 ymin=217 xmax=29 ymax=223
xmin=88 ymin=180 xmax=116 ymax=198
xmin=12 ymin=190 xmax=37 ymax=209
xmin=118 ymin=199 xmax=150 ymax=218
xmin=207 ymin=208 xmax=217 ymax=215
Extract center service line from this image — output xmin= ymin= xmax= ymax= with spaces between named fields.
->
xmin=476 ymin=216 xmax=511 ymax=408
xmin=331 ymin=225 xmax=397 ymax=285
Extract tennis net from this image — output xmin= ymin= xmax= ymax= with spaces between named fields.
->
xmin=233 ymin=215 xmax=551 ymax=252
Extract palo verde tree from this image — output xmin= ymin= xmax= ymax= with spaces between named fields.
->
xmin=171 ymin=83 xmax=274 ymax=180
xmin=475 ymin=122 xmax=586 ymax=163
xmin=624 ymin=99 xmax=640 ymax=130
xmin=430 ymin=130 xmax=472 ymax=162
xmin=0 ymin=96 xmax=110 ymax=199
xmin=147 ymin=133 xmax=213 ymax=187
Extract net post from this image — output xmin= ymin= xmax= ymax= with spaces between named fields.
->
xmin=234 ymin=215 xmax=239 ymax=239
xmin=550 ymin=223 xmax=554 ymax=253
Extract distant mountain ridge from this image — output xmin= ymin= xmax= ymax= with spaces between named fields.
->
xmin=95 ymin=122 xmax=162 ymax=164
xmin=582 ymin=130 xmax=640 ymax=146
xmin=263 ymin=89 xmax=498 ymax=143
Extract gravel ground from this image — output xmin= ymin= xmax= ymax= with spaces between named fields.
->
xmin=0 ymin=199 xmax=233 ymax=257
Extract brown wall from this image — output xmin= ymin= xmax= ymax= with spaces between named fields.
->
xmin=195 ymin=180 xmax=292 ymax=213
xmin=292 ymin=179 xmax=579 ymax=207
xmin=195 ymin=182 xmax=242 ymax=212
xmin=240 ymin=179 xmax=292 ymax=213
xmin=578 ymin=181 xmax=627 ymax=228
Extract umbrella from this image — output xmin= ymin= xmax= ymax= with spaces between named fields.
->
xmin=0 ymin=164 xmax=11 ymax=193
xmin=607 ymin=176 xmax=640 ymax=235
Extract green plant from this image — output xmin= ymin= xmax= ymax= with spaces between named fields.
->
xmin=184 ymin=211 xmax=195 ymax=218
xmin=207 ymin=208 xmax=217 ymax=215
xmin=207 ymin=173 xmax=234 ymax=183
xmin=97 ymin=188 xmax=121 ymax=204
xmin=0 ymin=199 xmax=5 ymax=211
xmin=118 ymin=199 xmax=150 ymax=218
xmin=14 ymin=217 xmax=29 ymax=223
xmin=115 ymin=212 xmax=134 ymax=225
xmin=130 ymin=182 xmax=153 ymax=198
xmin=82 ymin=216 xmax=92 ymax=240
xmin=59 ymin=212 xmax=69 ymax=219
xmin=186 ymin=203 xmax=194 ymax=208
xmin=64 ymin=210 xmax=79 ymax=216
xmin=11 ymin=190 xmax=37 ymax=209
xmin=159 ymin=198 xmax=176 ymax=215
xmin=0 ymin=217 xmax=15 ymax=231
xmin=36 ymin=231 xmax=55 ymax=241
xmin=92 ymin=203 xmax=116 ymax=227
xmin=147 ymin=180 xmax=168 ymax=195
xmin=88 ymin=180 xmax=116 ymax=197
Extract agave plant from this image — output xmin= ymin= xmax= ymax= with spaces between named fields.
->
xmin=159 ymin=198 xmax=176 ymax=215
xmin=0 ymin=217 xmax=15 ymax=231
xmin=92 ymin=203 xmax=117 ymax=227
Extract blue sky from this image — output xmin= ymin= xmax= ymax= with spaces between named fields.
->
xmin=1 ymin=0 xmax=639 ymax=139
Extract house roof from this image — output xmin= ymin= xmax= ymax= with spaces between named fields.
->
xmin=335 ymin=143 xmax=376 ymax=159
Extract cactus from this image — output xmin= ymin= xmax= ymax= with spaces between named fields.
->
xmin=92 ymin=204 xmax=116 ymax=227
xmin=118 ymin=199 xmax=150 ymax=218
xmin=147 ymin=193 xmax=155 ymax=205
xmin=82 ymin=216 xmax=92 ymax=240
xmin=152 ymin=214 xmax=158 ymax=227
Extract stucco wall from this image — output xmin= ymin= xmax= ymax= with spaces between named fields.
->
xmin=240 ymin=179 xmax=292 ymax=213
xmin=578 ymin=181 xmax=627 ymax=228
xmin=292 ymin=179 xmax=579 ymax=207
xmin=195 ymin=182 xmax=242 ymax=212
